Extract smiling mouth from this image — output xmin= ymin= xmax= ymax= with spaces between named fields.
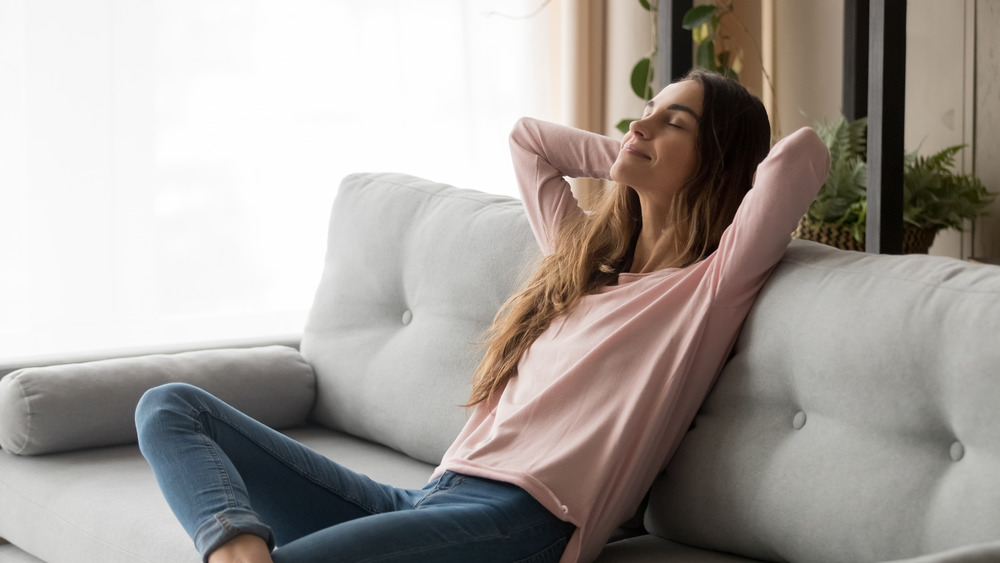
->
xmin=623 ymin=144 xmax=651 ymax=160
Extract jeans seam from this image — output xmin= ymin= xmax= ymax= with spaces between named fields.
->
xmin=195 ymin=421 xmax=239 ymax=509
xmin=193 ymin=407 xmax=384 ymax=516
xmin=411 ymin=476 xmax=463 ymax=510
xmin=410 ymin=483 xmax=441 ymax=510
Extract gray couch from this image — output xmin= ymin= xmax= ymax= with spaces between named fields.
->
xmin=2 ymin=172 xmax=1000 ymax=563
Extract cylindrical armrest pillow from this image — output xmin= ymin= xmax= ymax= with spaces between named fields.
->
xmin=0 ymin=345 xmax=315 ymax=456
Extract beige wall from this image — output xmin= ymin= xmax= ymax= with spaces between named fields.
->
xmin=724 ymin=1 xmax=764 ymax=101
xmin=906 ymin=0 xmax=975 ymax=257
xmin=770 ymin=0 xmax=844 ymax=137
xmin=604 ymin=0 xmax=652 ymax=138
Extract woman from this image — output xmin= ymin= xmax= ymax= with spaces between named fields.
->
xmin=136 ymin=69 xmax=830 ymax=563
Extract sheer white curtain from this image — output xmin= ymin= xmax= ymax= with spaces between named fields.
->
xmin=0 ymin=0 xmax=555 ymax=362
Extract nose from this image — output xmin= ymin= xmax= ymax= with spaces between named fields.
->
xmin=629 ymin=117 xmax=649 ymax=139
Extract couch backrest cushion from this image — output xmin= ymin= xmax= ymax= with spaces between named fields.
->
xmin=647 ymin=240 xmax=1000 ymax=562
xmin=300 ymin=173 xmax=538 ymax=466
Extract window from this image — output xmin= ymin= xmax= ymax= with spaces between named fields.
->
xmin=0 ymin=0 xmax=554 ymax=361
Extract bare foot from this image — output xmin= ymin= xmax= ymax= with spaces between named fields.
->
xmin=208 ymin=534 xmax=272 ymax=563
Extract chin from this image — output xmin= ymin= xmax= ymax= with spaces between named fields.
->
xmin=609 ymin=163 xmax=631 ymax=186
xmin=609 ymin=165 xmax=621 ymax=183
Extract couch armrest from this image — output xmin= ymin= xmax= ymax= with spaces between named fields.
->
xmin=882 ymin=542 xmax=1000 ymax=563
xmin=0 ymin=345 xmax=315 ymax=456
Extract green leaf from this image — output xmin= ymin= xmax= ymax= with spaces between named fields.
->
xmin=616 ymin=119 xmax=634 ymax=135
xmin=682 ymin=5 xmax=716 ymax=30
xmin=809 ymin=113 xmax=995 ymax=234
xmin=901 ymin=143 xmax=995 ymax=229
xmin=630 ymin=57 xmax=654 ymax=100
xmin=638 ymin=0 xmax=651 ymax=11
xmin=696 ymin=40 xmax=715 ymax=70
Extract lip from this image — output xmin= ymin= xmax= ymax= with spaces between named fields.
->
xmin=622 ymin=143 xmax=651 ymax=160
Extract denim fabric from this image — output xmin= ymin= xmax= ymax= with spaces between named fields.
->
xmin=135 ymin=383 xmax=574 ymax=562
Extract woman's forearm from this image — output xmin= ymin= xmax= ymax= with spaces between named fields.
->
xmin=509 ymin=118 xmax=620 ymax=253
xmin=509 ymin=117 xmax=619 ymax=183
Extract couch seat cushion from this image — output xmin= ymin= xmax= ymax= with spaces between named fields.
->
xmin=0 ymin=425 xmax=434 ymax=562
xmin=596 ymin=534 xmax=766 ymax=562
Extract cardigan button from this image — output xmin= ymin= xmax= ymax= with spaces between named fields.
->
xmin=401 ymin=310 xmax=413 ymax=325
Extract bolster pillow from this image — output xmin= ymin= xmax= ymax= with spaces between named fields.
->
xmin=0 ymin=345 xmax=315 ymax=456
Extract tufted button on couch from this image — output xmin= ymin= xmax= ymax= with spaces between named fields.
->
xmin=2 ymin=172 xmax=1000 ymax=562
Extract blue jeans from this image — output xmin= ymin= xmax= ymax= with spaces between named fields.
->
xmin=135 ymin=383 xmax=574 ymax=562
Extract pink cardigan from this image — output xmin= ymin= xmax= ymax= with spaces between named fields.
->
xmin=434 ymin=118 xmax=830 ymax=562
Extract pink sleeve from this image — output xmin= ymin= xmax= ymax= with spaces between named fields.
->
xmin=710 ymin=127 xmax=831 ymax=307
xmin=509 ymin=118 xmax=621 ymax=254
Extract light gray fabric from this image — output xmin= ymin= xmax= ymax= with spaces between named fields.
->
xmin=883 ymin=541 xmax=1000 ymax=562
xmin=0 ymin=442 xmax=198 ymax=562
xmin=0 ymin=345 xmax=315 ymax=455
xmin=0 ymin=425 xmax=434 ymax=563
xmin=7 ymin=171 xmax=1000 ymax=563
xmin=301 ymin=173 xmax=539 ymax=465
xmin=647 ymin=240 xmax=1000 ymax=563
xmin=596 ymin=535 xmax=765 ymax=562
xmin=0 ymin=544 xmax=45 ymax=563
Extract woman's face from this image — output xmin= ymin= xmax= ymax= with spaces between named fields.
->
xmin=610 ymin=79 xmax=703 ymax=202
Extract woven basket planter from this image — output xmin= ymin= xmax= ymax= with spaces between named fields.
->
xmin=794 ymin=217 xmax=938 ymax=254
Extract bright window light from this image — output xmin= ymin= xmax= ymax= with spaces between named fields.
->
xmin=0 ymin=0 xmax=555 ymax=362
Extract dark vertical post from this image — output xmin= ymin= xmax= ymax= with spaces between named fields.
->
xmin=866 ymin=0 xmax=906 ymax=254
xmin=843 ymin=0 xmax=870 ymax=120
xmin=657 ymin=0 xmax=693 ymax=89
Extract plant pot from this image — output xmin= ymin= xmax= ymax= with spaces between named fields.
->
xmin=794 ymin=217 xmax=938 ymax=254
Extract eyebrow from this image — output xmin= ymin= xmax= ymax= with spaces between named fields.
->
xmin=646 ymin=100 xmax=701 ymax=120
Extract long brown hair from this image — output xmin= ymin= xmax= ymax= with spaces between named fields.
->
xmin=466 ymin=69 xmax=771 ymax=407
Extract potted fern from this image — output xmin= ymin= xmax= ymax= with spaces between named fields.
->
xmin=795 ymin=116 xmax=995 ymax=253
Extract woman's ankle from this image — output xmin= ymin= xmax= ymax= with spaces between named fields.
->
xmin=207 ymin=534 xmax=272 ymax=563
